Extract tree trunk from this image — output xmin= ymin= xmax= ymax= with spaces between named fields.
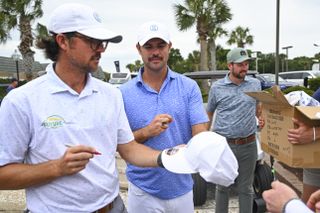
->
xmin=209 ymin=40 xmax=217 ymax=71
xmin=19 ymin=16 xmax=35 ymax=81
xmin=199 ymin=37 xmax=209 ymax=93
xmin=21 ymin=51 xmax=35 ymax=81
xmin=199 ymin=37 xmax=209 ymax=71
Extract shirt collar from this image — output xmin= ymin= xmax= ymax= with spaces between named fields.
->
xmin=223 ymin=71 xmax=250 ymax=85
xmin=135 ymin=66 xmax=177 ymax=84
xmin=45 ymin=63 xmax=99 ymax=96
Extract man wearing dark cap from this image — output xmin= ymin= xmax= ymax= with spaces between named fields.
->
xmin=6 ymin=78 xmax=18 ymax=93
xmin=206 ymin=47 xmax=264 ymax=213
xmin=0 ymin=4 xmax=168 ymax=213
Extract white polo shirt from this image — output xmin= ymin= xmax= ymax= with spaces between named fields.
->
xmin=0 ymin=64 xmax=134 ymax=213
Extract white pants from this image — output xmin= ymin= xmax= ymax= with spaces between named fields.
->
xmin=128 ymin=182 xmax=194 ymax=213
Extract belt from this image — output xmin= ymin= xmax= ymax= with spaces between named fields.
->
xmin=93 ymin=199 xmax=114 ymax=213
xmin=226 ymin=134 xmax=256 ymax=145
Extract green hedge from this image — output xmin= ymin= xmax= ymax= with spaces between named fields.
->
xmin=308 ymin=77 xmax=320 ymax=91
xmin=0 ymin=78 xmax=13 ymax=84
xmin=0 ymin=87 xmax=6 ymax=99
xmin=282 ymin=86 xmax=314 ymax=96
xmin=0 ymin=79 xmax=27 ymax=99
xmin=263 ymin=85 xmax=314 ymax=96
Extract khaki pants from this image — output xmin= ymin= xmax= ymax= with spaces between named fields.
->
xmin=128 ymin=182 xmax=194 ymax=213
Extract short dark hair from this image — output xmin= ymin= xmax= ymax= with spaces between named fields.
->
xmin=11 ymin=78 xmax=17 ymax=83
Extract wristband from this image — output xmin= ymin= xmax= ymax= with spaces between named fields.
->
xmin=157 ymin=151 xmax=164 ymax=168
xmin=282 ymin=197 xmax=300 ymax=213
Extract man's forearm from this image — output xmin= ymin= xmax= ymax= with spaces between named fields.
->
xmin=118 ymin=141 xmax=160 ymax=167
xmin=133 ymin=128 xmax=149 ymax=143
xmin=0 ymin=161 xmax=62 ymax=190
xmin=256 ymin=102 xmax=262 ymax=118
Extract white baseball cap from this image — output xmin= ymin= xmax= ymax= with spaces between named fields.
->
xmin=137 ymin=21 xmax=170 ymax=46
xmin=48 ymin=3 xmax=122 ymax=43
xmin=161 ymin=131 xmax=239 ymax=186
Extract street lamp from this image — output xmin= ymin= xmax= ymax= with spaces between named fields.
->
xmin=275 ymin=0 xmax=280 ymax=85
xmin=11 ymin=49 xmax=20 ymax=84
xmin=313 ymin=44 xmax=320 ymax=70
xmin=252 ymin=51 xmax=261 ymax=72
xmin=282 ymin=45 xmax=293 ymax=72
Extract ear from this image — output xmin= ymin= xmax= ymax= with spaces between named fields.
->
xmin=136 ymin=43 xmax=142 ymax=54
xmin=55 ymin=34 xmax=70 ymax=51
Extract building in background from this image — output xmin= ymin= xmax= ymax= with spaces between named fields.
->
xmin=0 ymin=56 xmax=47 ymax=80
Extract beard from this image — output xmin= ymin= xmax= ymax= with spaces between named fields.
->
xmin=231 ymin=69 xmax=247 ymax=80
xmin=75 ymin=54 xmax=101 ymax=74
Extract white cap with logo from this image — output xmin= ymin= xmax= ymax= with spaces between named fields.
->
xmin=48 ymin=3 xmax=122 ymax=43
xmin=137 ymin=21 xmax=170 ymax=46
xmin=161 ymin=131 xmax=239 ymax=186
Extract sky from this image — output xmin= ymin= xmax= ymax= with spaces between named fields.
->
xmin=1 ymin=0 xmax=320 ymax=73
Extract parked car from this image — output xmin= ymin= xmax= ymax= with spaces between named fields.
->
xmin=256 ymin=73 xmax=299 ymax=90
xmin=184 ymin=70 xmax=258 ymax=88
xmin=183 ymin=70 xmax=258 ymax=79
xmin=279 ymin=70 xmax=320 ymax=86
xmin=109 ymin=72 xmax=138 ymax=88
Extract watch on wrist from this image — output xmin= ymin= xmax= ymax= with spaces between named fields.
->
xmin=157 ymin=151 xmax=164 ymax=168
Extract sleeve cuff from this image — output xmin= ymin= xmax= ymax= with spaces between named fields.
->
xmin=284 ymin=199 xmax=313 ymax=213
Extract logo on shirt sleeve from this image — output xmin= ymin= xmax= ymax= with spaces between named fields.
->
xmin=41 ymin=115 xmax=65 ymax=129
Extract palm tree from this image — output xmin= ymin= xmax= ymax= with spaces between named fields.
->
xmin=0 ymin=0 xmax=43 ymax=81
xmin=186 ymin=50 xmax=201 ymax=71
xmin=126 ymin=60 xmax=143 ymax=72
xmin=227 ymin=26 xmax=254 ymax=48
xmin=168 ymin=48 xmax=185 ymax=73
xmin=173 ymin=0 xmax=232 ymax=71
xmin=207 ymin=0 xmax=231 ymax=70
xmin=208 ymin=27 xmax=228 ymax=70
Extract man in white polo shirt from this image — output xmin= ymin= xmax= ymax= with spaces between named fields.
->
xmin=0 ymin=3 xmax=164 ymax=213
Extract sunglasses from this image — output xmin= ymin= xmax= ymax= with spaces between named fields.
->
xmin=72 ymin=33 xmax=108 ymax=51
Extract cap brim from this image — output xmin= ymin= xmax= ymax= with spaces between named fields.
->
xmin=233 ymin=56 xmax=252 ymax=63
xmin=185 ymin=132 xmax=239 ymax=186
xmin=138 ymin=34 xmax=169 ymax=46
xmin=161 ymin=146 xmax=196 ymax=174
xmin=78 ymin=28 xmax=122 ymax=43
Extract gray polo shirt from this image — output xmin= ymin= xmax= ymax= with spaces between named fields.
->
xmin=207 ymin=73 xmax=261 ymax=138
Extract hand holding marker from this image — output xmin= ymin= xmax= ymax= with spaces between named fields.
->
xmin=65 ymin=144 xmax=102 ymax=155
